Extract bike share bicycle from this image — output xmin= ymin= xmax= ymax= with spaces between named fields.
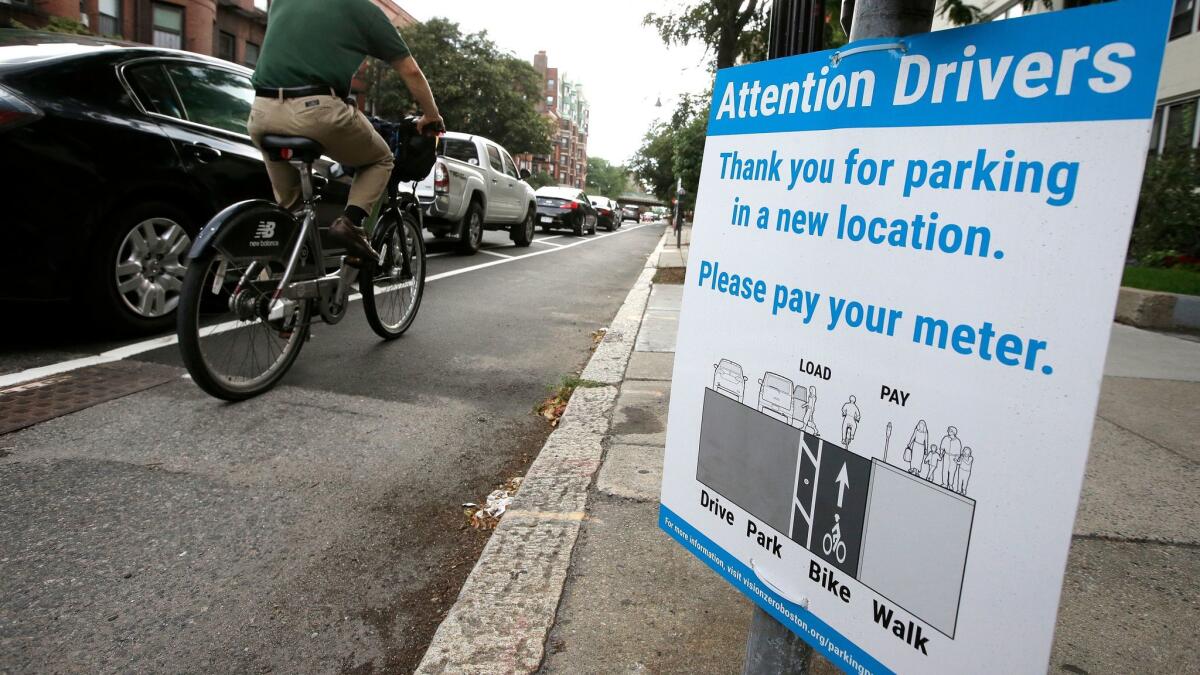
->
xmin=176 ymin=116 xmax=442 ymax=401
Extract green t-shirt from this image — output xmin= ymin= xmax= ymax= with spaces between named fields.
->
xmin=251 ymin=0 xmax=411 ymax=91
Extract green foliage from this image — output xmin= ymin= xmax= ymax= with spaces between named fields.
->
xmin=1130 ymin=150 xmax=1200 ymax=261
xmin=645 ymin=0 xmax=767 ymax=71
xmin=525 ymin=171 xmax=557 ymax=189
xmin=1121 ymin=266 xmax=1200 ymax=296
xmin=44 ymin=17 xmax=93 ymax=35
xmin=362 ymin=18 xmax=553 ymax=155
xmin=585 ymin=157 xmax=629 ymax=198
xmin=631 ymin=93 xmax=710 ymax=209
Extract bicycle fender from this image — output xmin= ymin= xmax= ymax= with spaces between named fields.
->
xmin=187 ymin=200 xmax=299 ymax=262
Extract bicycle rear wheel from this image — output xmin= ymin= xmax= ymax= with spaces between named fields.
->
xmin=363 ymin=209 xmax=425 ymax=339
xmin=177 ymin=250 xmax=311 ymax=401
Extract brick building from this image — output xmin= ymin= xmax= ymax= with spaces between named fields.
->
xmin=515 ymin=50 xmax=590 ymax=189
xmin=1 ymin=0 xmax=415 ymax=72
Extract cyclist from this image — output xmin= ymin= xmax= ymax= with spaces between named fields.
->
xmin=247 ymin=0 xmax=443 ymax=264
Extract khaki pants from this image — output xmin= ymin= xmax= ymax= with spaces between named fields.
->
xmin=247 ymin=95 xmax=393 ymax=212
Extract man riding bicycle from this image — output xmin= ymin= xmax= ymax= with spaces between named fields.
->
xmin=248 ymin=0 xmax=443 ymax=265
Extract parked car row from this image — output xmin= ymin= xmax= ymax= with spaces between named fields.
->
xmin=0 ymin=31 xmax=357 ymax=334
xmin=0 ymin=30 xmax=652 ymax=335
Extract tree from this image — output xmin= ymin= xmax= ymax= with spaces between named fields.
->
xmin=630 ymin=92 xmax=710 ymax=210
xmin=585 ymin=157 xmax=630 ymax=197
xmin=526 ymin=171 xmax=557 ymax=189
xmin=362 ymin=18 xmax=553 ymax=155
xmin=645 ymin=0 xmax=767 ymax=71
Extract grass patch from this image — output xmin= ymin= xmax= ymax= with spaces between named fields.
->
xmin=1122 ymin=266 xmax=1200 ymax=296
xmin=535 ymin=373 xmax=605 ymax=426
xmin=653 ymin=267 xmax=686 ymax=284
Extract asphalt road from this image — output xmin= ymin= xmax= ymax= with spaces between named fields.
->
xmin=0 ymin=222 xmax=663 ymax=674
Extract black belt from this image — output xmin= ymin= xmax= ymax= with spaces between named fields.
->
xmin=255 ymin=84 xmax=349 ymax=100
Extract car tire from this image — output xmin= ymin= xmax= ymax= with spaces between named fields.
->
xmin=511 ymin=206 xmax=535 ymax=247
xmin=572 ymin=214 xmax=583 ymax=237
xmin=606 ymin=218 xmax=616 ymax=232
xmin=87 ymin=201 xmax=197 ymax=335
xmin=458 ymin=200 xmax=484 ymax=255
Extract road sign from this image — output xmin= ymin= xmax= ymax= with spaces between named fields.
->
xmin=659 ymin=2 xmax=1173 ymax=673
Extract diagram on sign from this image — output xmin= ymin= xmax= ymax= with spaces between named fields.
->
xmin=695 ymin=357 xmax=977 ymax=638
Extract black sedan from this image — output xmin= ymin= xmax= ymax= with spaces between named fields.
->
xmin=0 ymin=31 xmax=347 ymax=334
xmin=535 ymin=186 xmax=598 ymax=236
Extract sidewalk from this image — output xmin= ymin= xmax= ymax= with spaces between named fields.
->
xmin=421 ymin=226 xmax=1199 ymax=673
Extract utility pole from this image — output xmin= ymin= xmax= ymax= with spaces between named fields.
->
xmin=742 ymin=2 xmax=936 ymax=674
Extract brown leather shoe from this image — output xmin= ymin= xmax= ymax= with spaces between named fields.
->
xmin=330 ymin=215 xmax=379 ymax=265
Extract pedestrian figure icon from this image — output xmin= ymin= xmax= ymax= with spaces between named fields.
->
xmin=904 ymin=420 xmax=930 ymax=475
xmin=940 ymin=426 xmax=962 ymax=489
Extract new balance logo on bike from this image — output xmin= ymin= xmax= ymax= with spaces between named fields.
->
xmin=255 ymin=221 xmax=277 ymax=239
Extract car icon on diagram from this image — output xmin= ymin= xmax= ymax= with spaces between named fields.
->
xmin=713 ymin=359 xmax=748 ymax=401
xmin=757 ymin=371 xmax=795 ymax=422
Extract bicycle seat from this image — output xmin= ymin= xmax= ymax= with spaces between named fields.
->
xmin=260 ymin=135 xmax=324 ymax=162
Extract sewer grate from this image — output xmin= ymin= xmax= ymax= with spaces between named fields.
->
xmin=0 ymin=361 xmax=182 ymax=437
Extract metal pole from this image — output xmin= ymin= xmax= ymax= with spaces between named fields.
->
xmin=743 ymin=3 xmax=937 ymax=674
xmin=743 ymin=605 xmax=813 ymax=674
xmin=842 ymin=0 xmax=935 ymax=42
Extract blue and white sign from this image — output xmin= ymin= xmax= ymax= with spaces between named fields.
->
xmin=659 ymin=2 xmax=1173 ymax=673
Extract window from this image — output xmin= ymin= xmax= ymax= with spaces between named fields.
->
xmin=98 ymin=0 xmax=121 ymax=36
xmin=163 ymin=64 xmax=254 ymax=134
xmin=547 ymin=79 xmax=555 ymax=86
xmin=244 ymin=42 xmax=260 ymax=67
xmin=152 ymin=3 xmax=183 ymax=50
xmin=253 ymin=0 xmax=268 ymax=10
xmin=485 ymin=144 xmax=503 ymax=172
xmin=501 ymin=151 xmax=519 ymax=179
xmin=991 ymin=2 xmax=1023 ymax=20
xmin=546 ymin=96 xmax=554 ymax=106
xmin=125 ymin=63 xmax=184 ymax=119
xmin=217 ymin=31 xmax=236 ymax=63
xmin=1150 ymin=97 xmax=1200 ymax=155
xmin=441 ymin=138 xmax=480 ymax=164
xmin=1171 ymin=0 xmax=1197 ymax=39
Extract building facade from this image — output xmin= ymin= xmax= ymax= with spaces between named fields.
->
xmin=515 ymin=50 xmax=590 ymax=189
xmin=933 ymin=0 xmax=1200 ymax=155
xmin=1 ymin=0 xmax=415 ymax=73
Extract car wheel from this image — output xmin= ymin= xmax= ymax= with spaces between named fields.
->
xmin=511 ymin=206 xmax=535 ymax=247
xmin=458 ymin=201 xmax=484 ymax=255
xmin=572 ymin=214 xmax=584 ymax=237
xmin=88 ymin=201 xmax=196 ymax=334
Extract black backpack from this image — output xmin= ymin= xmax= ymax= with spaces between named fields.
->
xmin=370 ymin=116 xmax=438 ymax=182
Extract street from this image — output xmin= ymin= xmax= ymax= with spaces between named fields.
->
xmin=0 ymin=224 xmax=662 ymax=674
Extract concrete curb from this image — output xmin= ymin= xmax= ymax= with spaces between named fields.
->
xmin=415 ymin=229 xmax=670 ymax=674
xmin=1115 ymin=286 xmax=1200 ymax=330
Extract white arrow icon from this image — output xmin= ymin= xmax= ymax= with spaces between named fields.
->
xmin=835 ymin=463 xmax=850 ymax=508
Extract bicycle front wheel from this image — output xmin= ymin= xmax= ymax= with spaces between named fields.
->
xmin=363 ymin=209 xmax=425 ymax=339
xmin=177 ymin=250 xmax=311 ymax=401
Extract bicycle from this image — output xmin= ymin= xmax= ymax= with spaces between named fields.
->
xmin=176 ymin=117 xmax=437 ymax=401
xmin=821 ymin=514 xmax=848 ymax=563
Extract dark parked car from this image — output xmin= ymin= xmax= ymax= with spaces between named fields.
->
xmin=535 ymin=186 xmax=597 ymax=236
xmin=588 ymin=196 xmax=621 ymax=232
xmin=621 ymin=204 xmax=640 ymax=222
xmin=0 ymin=31 xmax=348 ymax=333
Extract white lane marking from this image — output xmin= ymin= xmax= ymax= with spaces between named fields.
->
xmin=426 ymin=251 xmax=454 ymax=258
xmin=531 ymin=238 xmax=565 ymax=248
xmin=478 ymin=249 xmax=513 ymax=259
xmin=0 ymin=223 xmax=657 ymax=389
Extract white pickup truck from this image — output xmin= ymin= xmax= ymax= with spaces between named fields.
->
xmin=415 ymin=131 xmax=537 ymax=254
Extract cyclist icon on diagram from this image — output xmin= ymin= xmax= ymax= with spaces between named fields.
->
xmin=822 ymin=513 xmax=848 ymax=563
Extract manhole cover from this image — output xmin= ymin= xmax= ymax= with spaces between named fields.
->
xmin=0 ymin=361 xmax=182 ymax=436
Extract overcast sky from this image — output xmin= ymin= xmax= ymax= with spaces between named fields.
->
xmin=398 ymin=0 xmax=715 ymax=165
